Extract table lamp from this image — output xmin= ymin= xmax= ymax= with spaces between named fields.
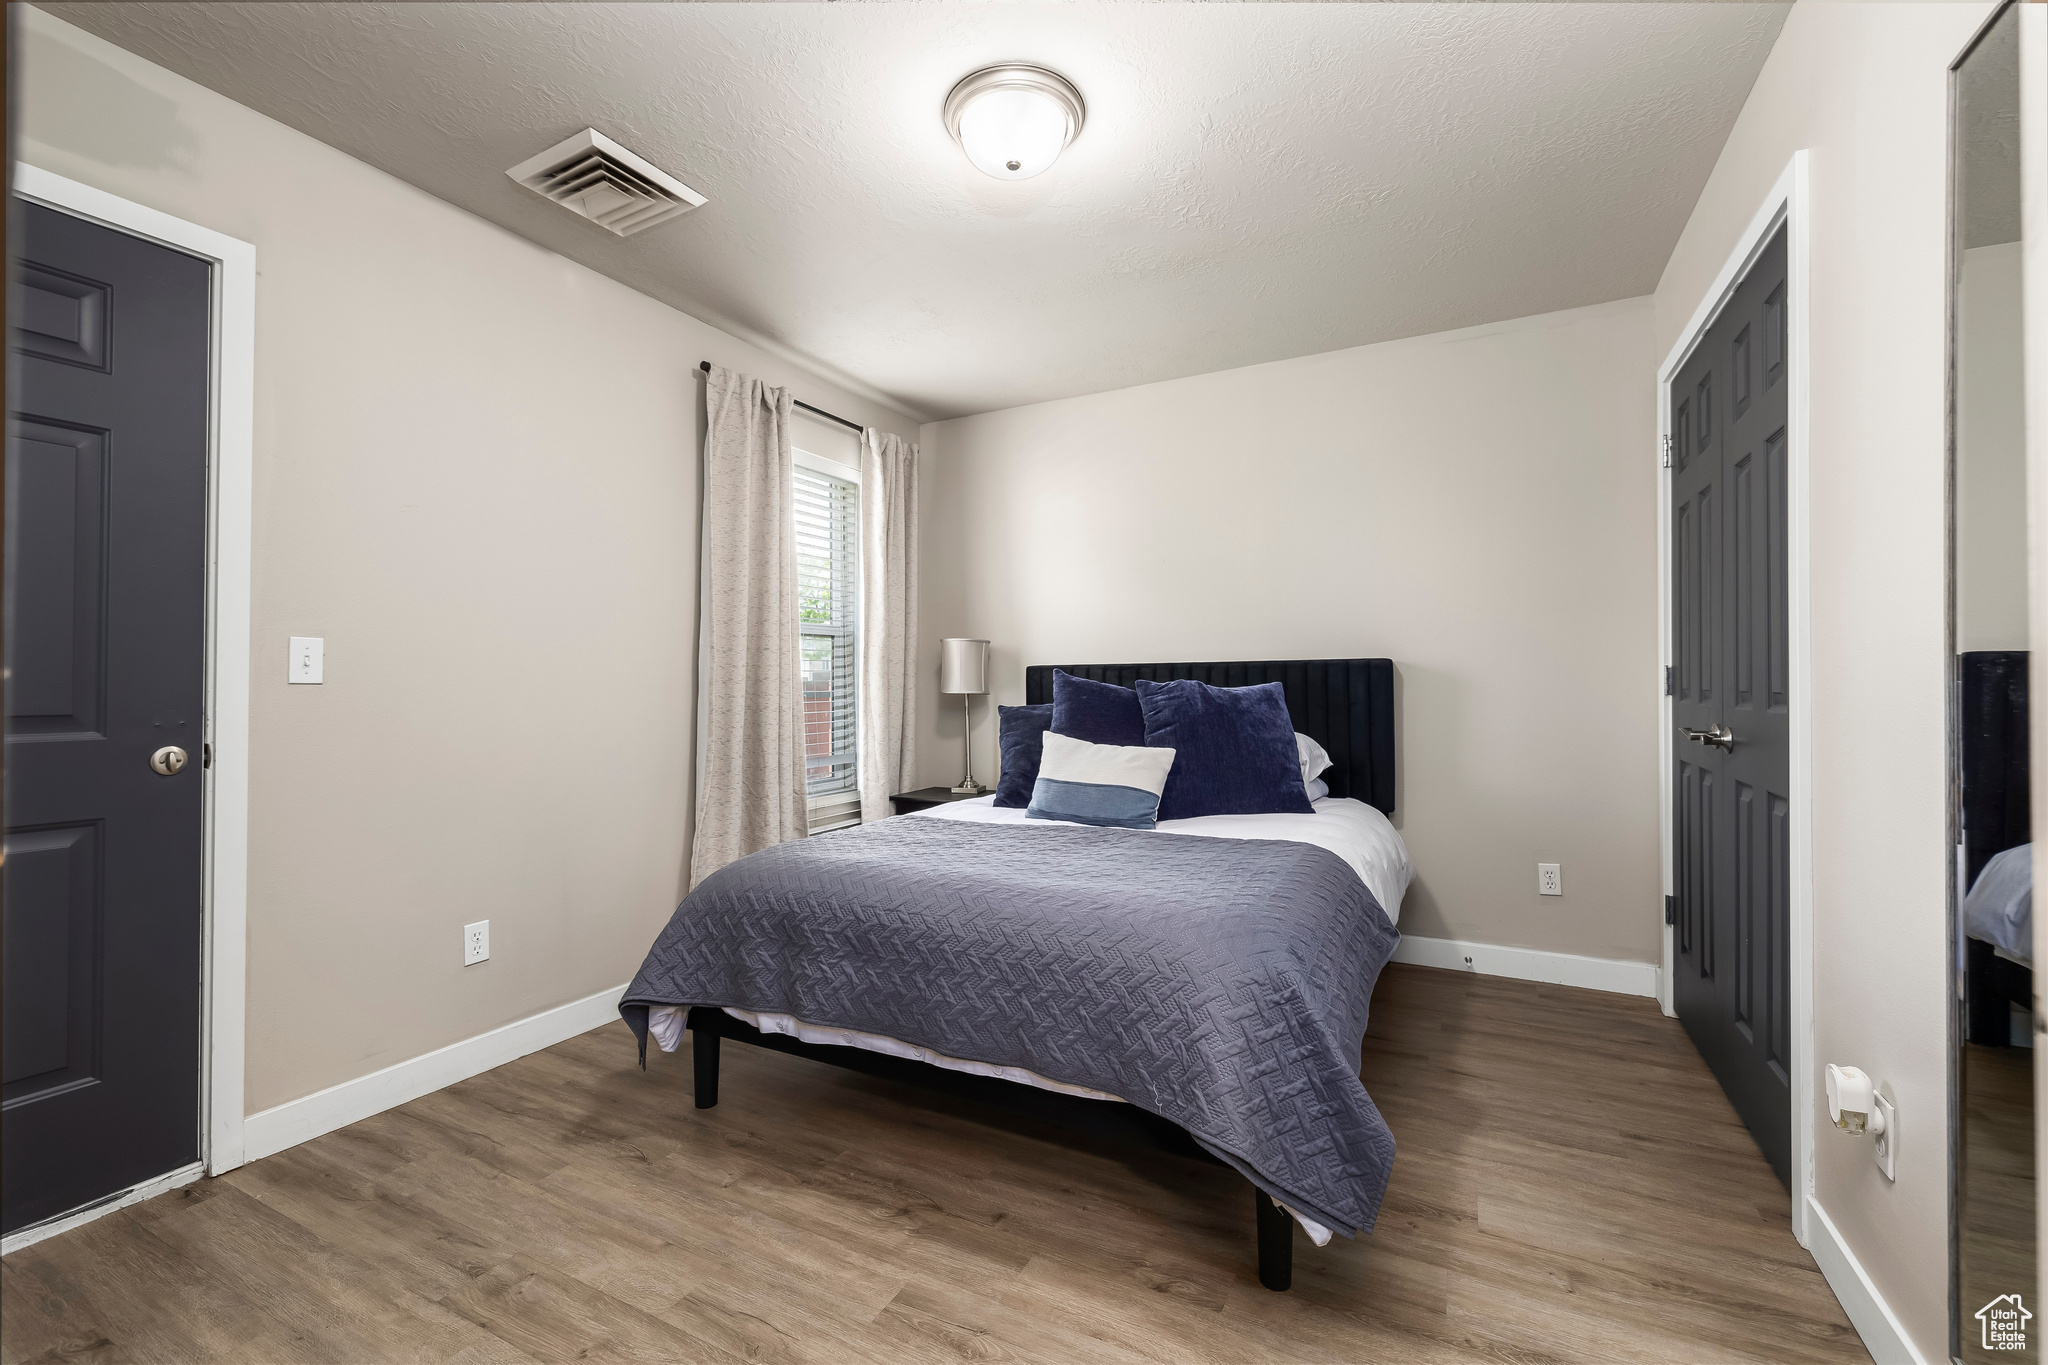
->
xmin=940 ymin=638 xmax=990 ymax=795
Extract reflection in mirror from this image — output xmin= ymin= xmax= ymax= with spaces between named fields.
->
xmin=1953 ymin=3 xmax=2031 ymax=1361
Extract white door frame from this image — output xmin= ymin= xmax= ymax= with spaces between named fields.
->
xmin=1654 ymin=150 xmax=1814 ymax=1246
xmin=11 ymin=165 xmax=254 ymax=1192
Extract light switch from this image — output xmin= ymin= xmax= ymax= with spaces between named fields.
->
xmin=289 ymin=636 xmax=324 ymax=684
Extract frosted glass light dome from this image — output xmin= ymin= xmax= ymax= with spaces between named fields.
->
xmin=944 ymin=65 xmax=1086 ymax=180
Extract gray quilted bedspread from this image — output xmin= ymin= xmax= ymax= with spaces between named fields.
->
xmin=619 ymin=815 xmax=1402 ymax=1237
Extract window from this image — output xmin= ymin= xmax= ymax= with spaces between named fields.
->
xmin=795 ymin=451 xmax=860 ymax=832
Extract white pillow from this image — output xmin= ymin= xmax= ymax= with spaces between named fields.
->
xmin=1027 ymin=731 xmax=1177 ymax=830
xmin=1296 ymin=732 xmax=1333 ymax=783
xmin=1305 ymin=777 xmax=1329 ymax=802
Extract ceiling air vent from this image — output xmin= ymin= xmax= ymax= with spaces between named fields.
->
xmin=506 ymin=129 xmax=706 ymax=237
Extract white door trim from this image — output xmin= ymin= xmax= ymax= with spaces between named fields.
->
xmin=12 ymin=165 xmax=255 ymax=1183
xmin=1654 ymin=150 xmax=1814 ymax=1246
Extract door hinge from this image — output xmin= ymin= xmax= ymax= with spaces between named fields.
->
xmin=1665 ymin=894 xmax=1676 ymax=926
xmin=1660 ymin=434 xmax=1673 ymax=469
xmin=202 ymin=742 xmax=212 ymax=770
xmin=1664 ymin=665 xmax=1674 ymax=697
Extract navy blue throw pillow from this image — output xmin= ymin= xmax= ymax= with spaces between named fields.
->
xmin=1050 ymin=669 xmax=1147 ymax=747
xmin=993 ymin=703 xmax=1054 ymax=808
xmin=1134 ymin=678 xmax=1315 ymax=821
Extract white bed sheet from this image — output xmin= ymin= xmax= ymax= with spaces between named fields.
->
xmin=917 ymin=793 xmax=1411 ymax=926
xmin=646 ymin=1003 xmax=1123 ymax=1102
xmin=1966 ymin=842 xmax=2034 ymax=968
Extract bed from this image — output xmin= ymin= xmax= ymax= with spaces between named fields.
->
xmin=621 ymin=657 xmax=1404 ymax=1290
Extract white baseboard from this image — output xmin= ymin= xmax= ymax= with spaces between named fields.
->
xmin=241 ymin=982 xmax=628 ymax=1165
xmin=0 ymin=1161 xmax=204 ymax=1257
xmin=1392 ymin=933 xmax=1661 ymax=999
xmin=1804 ymin=1196 xmax=1928 ymax=1364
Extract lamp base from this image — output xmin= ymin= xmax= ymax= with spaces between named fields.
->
xmin=951 ymin=689 xmax=987 ymax=796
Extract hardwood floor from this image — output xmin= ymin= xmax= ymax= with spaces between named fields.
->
xmin=1960 ymin=1040 xmax=2036 ymax=1364
xmin=1 ymin=965 xmax=1867 ymax=1364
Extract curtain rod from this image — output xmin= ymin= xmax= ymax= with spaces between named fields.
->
xmin=698 ymin=360 xmax=864 ymax=434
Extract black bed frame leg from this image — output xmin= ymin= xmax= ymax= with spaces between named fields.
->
xmin=1255 ymin=1188 xmax=1293 ymax=1291
xmin=688 ymin=1007 xmax=720 ymax=1109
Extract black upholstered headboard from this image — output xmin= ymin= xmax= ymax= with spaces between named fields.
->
xmin=1960 ymin=651 xmax=2029 ymax=886
xmin=1024 ymin=658 xmax=1396 ymax=814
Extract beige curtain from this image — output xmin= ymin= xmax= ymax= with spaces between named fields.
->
xmin=859 ymin=429 xmax=920 ymax=823
xmin=690 ymin=364 xmax=805 ymax=887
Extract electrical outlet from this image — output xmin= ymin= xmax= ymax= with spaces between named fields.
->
xmin=1537 ymin=863 xmax=1562 ymax=897
xmin=1872 ymin=1091 xmax=1896 ymax=1180
xmin=463 ymin=920 xmax=489 ymax=966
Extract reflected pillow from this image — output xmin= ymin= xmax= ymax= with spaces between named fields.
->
xmin=1050 ymin=669 xmax=1146 ymax=747
xmin=1135 ymin=677 xmax=1315 ymax=821
xmin=1026 ymin=731 xmax=1177 ymax=830
xmin=993 ymin=703 xmax=1054 ymax=808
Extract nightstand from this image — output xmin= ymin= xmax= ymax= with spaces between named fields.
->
xmin=890 ymin=786 xmax=990 ymax=816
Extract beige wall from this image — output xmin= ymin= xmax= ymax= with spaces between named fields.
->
xmin=918 ymin=296 xmax=1662 ymax=964
xmin=1652 ymin=3 xmax=1995 ymax=1355
xmin=17 ymin=7 xmax=920 ymax=1116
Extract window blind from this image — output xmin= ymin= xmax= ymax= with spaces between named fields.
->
xmin=795 ymin=461 xmax=859 ymax=830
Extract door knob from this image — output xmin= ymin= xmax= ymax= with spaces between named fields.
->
xmin=1680 ymin=724 xmax=1735 ymax=753
xmin=150 ymin=745 xmax=189 ymax=776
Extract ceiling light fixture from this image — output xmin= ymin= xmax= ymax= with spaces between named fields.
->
xmin=943 ymin=65 xmax=1086 ymax=180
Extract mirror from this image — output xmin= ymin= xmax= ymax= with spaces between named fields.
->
xmin=1952 ymin=3 xmax=2032 ymax=1360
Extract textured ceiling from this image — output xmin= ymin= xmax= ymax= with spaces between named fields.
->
xmin=49 ymin=2 xmax=1789 ymax=420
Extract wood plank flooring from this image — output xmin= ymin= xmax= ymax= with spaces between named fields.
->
xmin=2 ymin=965 xmax=1868 ymax=1364
xmin=1960 ymin=1041 xmax=2036 ymax=1364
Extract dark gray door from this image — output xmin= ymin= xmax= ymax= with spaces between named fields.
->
xmin=1672 ymin=224 xmax=1792 ymax=1187
xmin=3 ymin=201 xmax=210 ymax=1234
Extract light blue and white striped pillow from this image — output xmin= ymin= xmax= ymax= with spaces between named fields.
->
xmin=1025 ymin=731 xmax=1177 ymax=830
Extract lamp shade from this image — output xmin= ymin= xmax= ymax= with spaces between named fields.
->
xmin=939 ymin=638 xmax=990 ymax=694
